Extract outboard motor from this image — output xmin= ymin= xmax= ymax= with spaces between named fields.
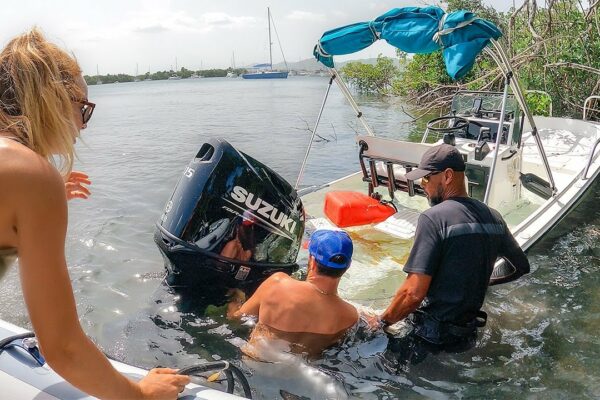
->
xmin=154 ymin=138 xmax=304 ymax=299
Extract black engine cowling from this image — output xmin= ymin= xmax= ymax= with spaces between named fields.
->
xmin=154 ymin=138 xmax=304 ymax=297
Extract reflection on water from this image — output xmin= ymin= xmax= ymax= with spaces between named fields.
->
xmin=0 ymin=78 xmax=598 ymax=399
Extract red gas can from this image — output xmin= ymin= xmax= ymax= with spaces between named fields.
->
xmin=323 ymin=191 xmax=395 ymax=228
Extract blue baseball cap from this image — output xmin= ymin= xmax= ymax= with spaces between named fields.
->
xmin=308 ymin=230 xmax=353 ymax=269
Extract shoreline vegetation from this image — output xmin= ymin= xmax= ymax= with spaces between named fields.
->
xmin=84 ymin=67 xmax=248 ymax=85
xmin=339 ymin=0 xmax=600 ymax=119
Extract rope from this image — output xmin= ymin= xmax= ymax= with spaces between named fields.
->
xmin=0 ymin=332 xmax=35 ymax=352
xmin=179 ymin=361 xmax=252 ymax=399
xmin=368 ymin=21 xmax=380 ymax=41
xmin=315 ymin=42 xmax=330 ymax=58
xmin=433 ymin=13 xmax=477 ymax=46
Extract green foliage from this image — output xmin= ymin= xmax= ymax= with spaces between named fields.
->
xmin=200 ymin=69 xmax=228 ymax=78
xmin=343 ymin=0 xmax=600 ymax=117
xmin=392 ymin=53 xmax=451 ymax=97
xmin=504 ymin=0 xmax=600 ymax=116
xmin=340 ymin=55 xmax=399 ymax=94
xmin=525 ymin=91 xmax=553 ymax=116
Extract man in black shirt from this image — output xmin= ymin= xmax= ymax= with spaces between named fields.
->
xmin=380 ymin=144 xmax=530 ymax=360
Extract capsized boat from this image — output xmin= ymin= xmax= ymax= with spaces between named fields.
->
xmin=154 ymin=6 xmax=600 ymax=307
xmin=293 ymin=6 xmax=600 ymax=305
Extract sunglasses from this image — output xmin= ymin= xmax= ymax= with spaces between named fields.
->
xmin=75 ymin=100 xmax=96 ymax=124
xmin=421 ymin=170 xmax=443 ymax=184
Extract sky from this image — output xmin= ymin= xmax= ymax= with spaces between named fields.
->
xmin=1 ymin=0 xmax=515 ymax=75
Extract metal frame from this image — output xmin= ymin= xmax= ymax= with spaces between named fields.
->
xmin=485 ymin=40 xmax=556 ymax=195
xmin=583 ymin=95 xmax=600 ymax=121
xmin=296 ymin=38 xmax=558 ymax=201
xmin=582 ymin=138 xmax=600 ymax=180
xmin=294 ymin=73 xmax=335 ymax=189
xmin=483 ymin=68 xmax=511 ymax=204
xmin=294 ymin=68 xmax=375 ymax=189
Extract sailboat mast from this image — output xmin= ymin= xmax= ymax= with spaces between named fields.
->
xmin=268 ymin=7 xmax=273 ymax=71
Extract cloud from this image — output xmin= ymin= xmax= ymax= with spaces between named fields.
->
xmin=286 ymin=10 xmax=326 ymax=22
xmin=124 ymin=11 xmax=255 ymax=35
xmin=132 ymin=24 xmax=169 ymax=34
xmin=199 ymin=12 xmax=256 ymax=28
xmin=125 ymin=10 xmax=199 ymax=34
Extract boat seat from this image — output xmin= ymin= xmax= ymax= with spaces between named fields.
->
xmin=375 ymin=162 xmax=408 ymax=184
xmin=374 ymin=206 xmax=421 ymax=239
xmin=357 ymin=135 xmax=434 ymax=199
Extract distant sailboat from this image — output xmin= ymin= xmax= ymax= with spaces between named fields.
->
xmin=134 ymin=63 xmax=141 ymax=82
xmin=242 ymin=8 xmax=288 ymax=79
xmin=96 ymin=65 xmax=103 ymax=85
xmin=169 ymin=58 xmax=181 ymax=80
xmin=226 ymin=51 xmax=238 ymax=78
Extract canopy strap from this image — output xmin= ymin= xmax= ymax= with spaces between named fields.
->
xmin=315 ymin=42 xmax=330 ymax=58
xmin=368 ymin=21 xmax=380 ymax=41
xmin=433 ymin=14 xmax=477 ymax=45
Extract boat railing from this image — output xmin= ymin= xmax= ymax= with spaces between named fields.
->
xmin=525 ymin=90 xmax=553 ymax=116
xmin=357 ymin=135 xmax=429 ymax=199
xmin=582 ymin=138 xmax=600 ymax=180
xmin=583 ymin=96 xmax=600 ymax=121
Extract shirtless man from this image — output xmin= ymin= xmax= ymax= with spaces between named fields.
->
xmin=231 ymin=229 xmax=358 ymax=357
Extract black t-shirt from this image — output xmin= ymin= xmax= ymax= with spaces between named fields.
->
xmin=404 ymin=197 xmax=529 ymax=324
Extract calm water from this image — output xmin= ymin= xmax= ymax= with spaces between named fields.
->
xmin=1 ymin=77 xmax=599 ymax=399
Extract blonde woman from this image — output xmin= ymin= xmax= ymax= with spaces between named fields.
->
xmin=0 ymin=29 xmax=190 ymax=399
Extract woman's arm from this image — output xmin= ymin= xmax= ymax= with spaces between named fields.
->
xmin=13 ymin=155 xmax=188 ymax=399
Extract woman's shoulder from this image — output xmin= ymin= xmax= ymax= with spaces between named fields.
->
xmin=0 ymin=140 xmax=64 ymax=197
xmin=1 ymin=139 xmax=58 ymax=173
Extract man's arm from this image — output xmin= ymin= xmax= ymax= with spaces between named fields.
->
xmin=489 ymin=225 xmax=530 ymax=286
xmin=380 ymin=273 xmax=432 ymax=325
xmin=380 ymin=213 xmax=439 ymax=325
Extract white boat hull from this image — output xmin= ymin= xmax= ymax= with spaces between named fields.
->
xmin=0 ymin=320 xmax=242 ymax=399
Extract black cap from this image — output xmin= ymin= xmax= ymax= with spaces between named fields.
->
xmin=405 ymin=144 xmax=466 ymax=181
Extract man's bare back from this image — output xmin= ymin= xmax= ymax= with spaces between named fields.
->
xmin=232 ymin=230 xmax=358 ymax=357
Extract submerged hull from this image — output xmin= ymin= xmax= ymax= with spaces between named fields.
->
xmin=299 ymin=116 xmax=600 ymax=309
xmin=242 ymin=71 xmax=288 ymax=79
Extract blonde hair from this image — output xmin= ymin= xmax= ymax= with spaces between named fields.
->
xmin=0 ymin=28 xmax=83 ymax=174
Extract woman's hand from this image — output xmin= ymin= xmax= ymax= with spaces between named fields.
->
xmin=65 ymin=171 xmax=91 ymax=200
xmin=138 ymin=368 xmax=191 ymax=400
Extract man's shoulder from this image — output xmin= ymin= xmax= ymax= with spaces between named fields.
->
xmin=268 ymin=271 xmax=294 ymax=282
xmin=340 ymin=299 xmax=359 ymax=322
xmin=261 ymin=272 xmax=296 ymax=290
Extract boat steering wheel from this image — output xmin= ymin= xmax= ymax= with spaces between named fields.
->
xmin=426 ymin=116 xmax=483 ymax=139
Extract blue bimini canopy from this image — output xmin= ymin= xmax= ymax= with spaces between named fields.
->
xmin=313 ymin=6 xmax=502 ymax=80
